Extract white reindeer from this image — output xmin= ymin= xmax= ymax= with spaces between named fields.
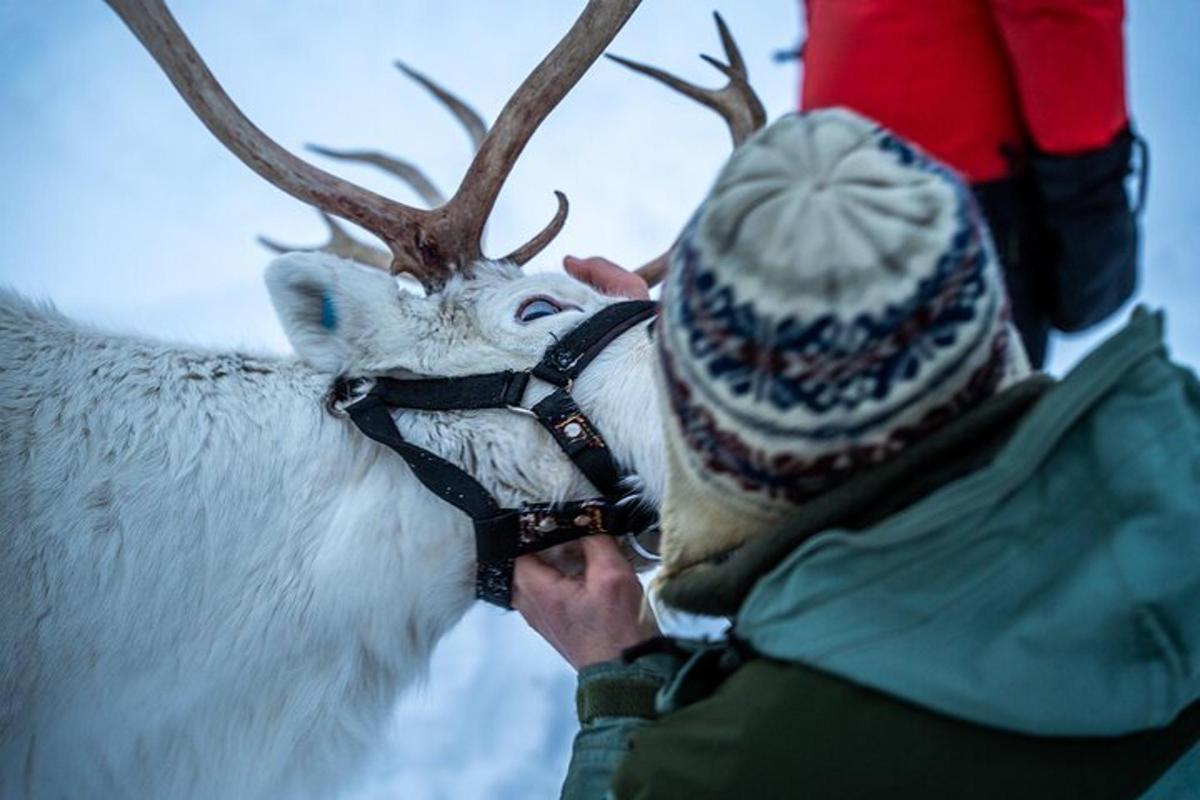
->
xmin=0 ymin=1 xmax=764 ymax=797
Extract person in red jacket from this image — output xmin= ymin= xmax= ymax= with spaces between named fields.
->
xmin=799 ymin=0 xmax=1141 ymax=367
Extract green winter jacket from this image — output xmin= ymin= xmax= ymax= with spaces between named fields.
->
xmin=561 ymin=308 xmax=1200 ymax=799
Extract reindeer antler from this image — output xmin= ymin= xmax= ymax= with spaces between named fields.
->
xmin=258 ymin=64 xmax=489 ymax=269
xmin=304 ymin=61 xmax=491 ymax=209
xmin=394 ymin=61 xmax=489 ymax=153
xmin=305 ymin=145 xmax=448 ymax=208
xmin=104 ymin=0 xmax=642 ymax=292
xmin=258 ymin=212 xmax=393 ymax=271
xmin=608 ymin=12 xmax=767 ymax=287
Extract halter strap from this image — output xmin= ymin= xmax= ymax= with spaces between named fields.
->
xmin=367 ymin=301 xmax=656 ymax=407
xmin=338 ymin=300 xmax=659 ymax=608
xmin=533 ymin=301 xmax=657 ymax=386
xmin=532 ymin=388 xmax=624 ymax=497
xmin=369 ymin=370 xmax=530 ymax=412
xmin=345 ymin=395 xmax=499 ymax=520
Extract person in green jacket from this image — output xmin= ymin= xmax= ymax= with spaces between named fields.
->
xmin=514 ymin=109 xmax=1200 ymax=799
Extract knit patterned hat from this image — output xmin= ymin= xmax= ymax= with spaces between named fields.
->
xmin=654 ymin=108 xmax=1029 ymax=576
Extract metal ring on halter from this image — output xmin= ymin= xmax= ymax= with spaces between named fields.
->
xmin=327 ymin=377 xmax=375 ymax=418
xmin=626 ymin=524 xmax=662 ymax=562
xmin=505 ymin=404 xmax=538 ymax=419
xmin=503 ymin=372 xmax=571 ymax=419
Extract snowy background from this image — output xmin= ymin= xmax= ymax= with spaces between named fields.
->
xmin=1 ymin=2 xmax=1196 ymax=798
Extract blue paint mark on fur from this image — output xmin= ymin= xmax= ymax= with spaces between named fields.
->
xmin=320 ymin=293 xmax=338 ymax=330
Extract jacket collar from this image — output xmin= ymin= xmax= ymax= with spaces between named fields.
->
xmin=657 ymin=373 xmax=1055 ymax=617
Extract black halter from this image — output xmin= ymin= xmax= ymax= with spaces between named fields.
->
xmin=337 ymin=300 xmax=659 ymax=608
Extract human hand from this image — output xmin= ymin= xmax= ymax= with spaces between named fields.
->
xmin=513 ymin=535 xmax=660 ymax=670
xmin=564 ymin=255 xmax=650 ymax=300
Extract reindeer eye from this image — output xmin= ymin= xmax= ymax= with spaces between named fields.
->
xmin=517 ymin=297 xmax=575 ymax=323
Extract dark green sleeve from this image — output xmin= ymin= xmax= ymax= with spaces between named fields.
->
xmin=559 ymin=655 xmax=676 ymax=800
xmin=610 ymin=659 xmax=1200 ymax=800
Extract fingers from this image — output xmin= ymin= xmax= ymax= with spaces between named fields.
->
xmin=513 ymin=538 xmax=634 ymax=616
xmin=581 ymin=534 xmax=634 ymax=580
xmin=513 ymin=553 xmax=568 ymax=601
xmin=564 ymin=256 xmax=616 ymax=291
xmin=512 ymin=538 xmax=654 ymax=670
xmin=563 ymin=255 xmax=614 ymax=282
xmin=564 ymin=255 xmax=650 ymax=300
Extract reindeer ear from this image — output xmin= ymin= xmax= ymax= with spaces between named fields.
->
xmin=265 ymin=252 xmax=420 ymax=374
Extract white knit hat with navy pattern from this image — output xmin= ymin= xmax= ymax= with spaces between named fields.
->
xmin=655 ymin=108 xmax=1029 ymax=575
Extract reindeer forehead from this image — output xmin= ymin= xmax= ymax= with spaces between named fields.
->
xmin=429 ymin=263 xmax=519 ymax=315
xmin=436 ymin=261 xmax=522 ymax=298
xmin=436 ymin=262 xmax=596 ymax=310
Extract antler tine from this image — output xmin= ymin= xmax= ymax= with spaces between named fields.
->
xmin=306 ymin=145 xmax=446 ymax=207
xmin=260 ymin=64 xmax=494 ymax=271
xmin=616 ymin=11 xmax=767 ymax=288
xmin=300 ymin=62 xmax=494 ymax=209
xmin=395 ymin=61 xmax=488 ymax=151
xmin=257 ymin=212 xmax=393 ymax=271
xmin=633 ymin=253 xmax=670 ymax=288
xmin=449 ymin=0 xmax=643 ymax=267
xmin=712 ymin=10 xmax=748 ymax=79
xmin=608 ymin=11 xmax=766 ymax=149
xmin=505 ymin=191 xmax=570 ymax=265
xmin=102 ymin=0 xmax=464 ymax=288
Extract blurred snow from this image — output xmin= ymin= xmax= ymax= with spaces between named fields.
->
xmin=0 ymin=2 xmax=1195 ymax=798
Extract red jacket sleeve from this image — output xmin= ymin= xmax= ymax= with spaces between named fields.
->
xmin=986 ymin=0 xmax=1128 ymax=154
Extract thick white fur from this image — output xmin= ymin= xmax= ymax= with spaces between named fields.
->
xmin=0 ymin=254 xmax=664 ymax=799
